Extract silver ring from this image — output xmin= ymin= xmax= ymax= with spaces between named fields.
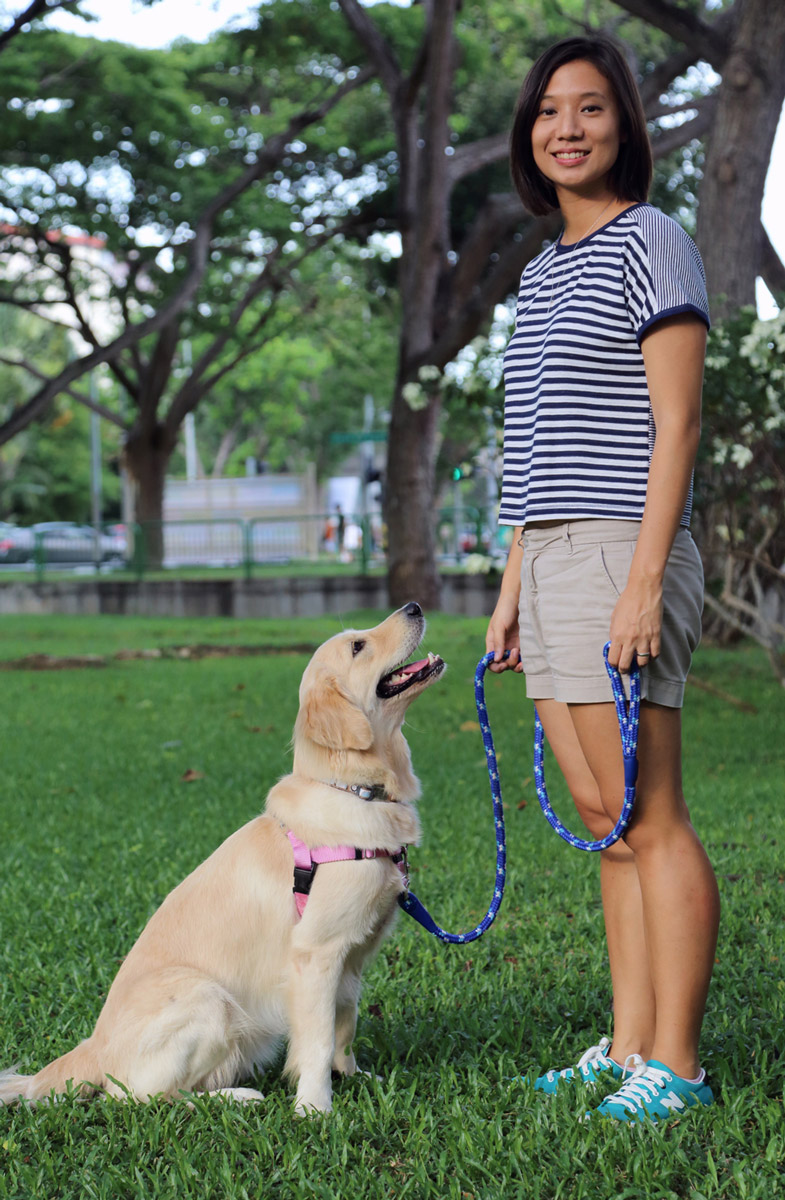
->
xmin=636 ymin=652 xmax=650 ymax=658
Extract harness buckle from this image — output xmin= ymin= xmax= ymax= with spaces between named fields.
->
xmin=293 ymin=864 xmax=317 ymax=895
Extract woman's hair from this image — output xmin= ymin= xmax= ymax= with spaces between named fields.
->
xmin=510 ymin=36 xmax=653 ymax=215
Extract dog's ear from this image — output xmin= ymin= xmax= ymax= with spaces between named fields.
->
xmin=298 ymin=674 xmax=373 ymax=751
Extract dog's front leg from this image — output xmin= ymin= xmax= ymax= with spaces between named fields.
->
xmin=332 ymin=966 xmax=362 ymax=1076
xmin=285 ymin=946 xmax=344 ymax=1115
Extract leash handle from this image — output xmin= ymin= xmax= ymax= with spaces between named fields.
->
xmin=534 ymin=643 xmax=640 ymax=851
xmin=398 ymin=650 xmax=509 ymax=943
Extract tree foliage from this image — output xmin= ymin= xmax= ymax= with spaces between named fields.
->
xmin=0 ymin=5 xmax=382 ymax=556
xmin=696 ymin=306 xmax=785 ymax=681
xmin=0 ymin=0 xmax=783 ymax=630
xmin=0 ymin=305 xmax=121 ymax=521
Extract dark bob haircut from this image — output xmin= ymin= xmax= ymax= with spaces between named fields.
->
xmin=510 ymin=36 xmax=653 ymax=216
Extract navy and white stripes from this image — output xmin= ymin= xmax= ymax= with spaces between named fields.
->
xmin=499 ymin=203 xmax=710 ymax=528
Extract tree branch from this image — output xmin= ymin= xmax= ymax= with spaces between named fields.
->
xmin=0 ymin=0 xmax=81 ymax=52
xmin=612 ymin=0 xmax=736 ymax=69
xmin=164 ymin=217 xmax=341 ymax=434
xmin=760 ymin=223 xmax=785 ymax=299
xmin=429 ymin=212 xmax=561 ymax=370
xmin=448 ymin=131 xmax=509 ymax=188
xmin=0 ymin=292 xmax=87 ymax=334
xmin=0 ymin=67 xmax=372 ymax=447
xmin=637 ymin=45 xmax=701 ymax=109
xmin=649 ymin=96 xmax=718 ymax=158
xmin=336 ymin=0 xmax=403 ymax=99
xmin=163 ymin=258 xmax=283 ymax=435
xmin=0 ymin=354 xmax=129 ymax=429
xmin=446 ymin=192 xmax=529 ymax=311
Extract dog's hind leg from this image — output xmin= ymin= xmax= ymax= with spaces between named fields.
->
xmin=97 ymin=969 xmax=253 ymax=1101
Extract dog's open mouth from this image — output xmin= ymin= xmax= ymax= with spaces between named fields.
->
xmin=376 ymin=651 xmax=444 ymax=699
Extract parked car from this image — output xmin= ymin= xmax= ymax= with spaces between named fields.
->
xmin=0 ymin=522 xmax=34 ymax=564
xmin=31 ymin=522 xmax=125 ymax=565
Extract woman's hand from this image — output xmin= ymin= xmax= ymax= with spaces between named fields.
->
xmin=607 ymin=573 xmax=663 ymax=672
xmin=485 ymin=592 xmax=524 ymax=673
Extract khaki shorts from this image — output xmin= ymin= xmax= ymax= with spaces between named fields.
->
xmin=518 ymin=519 xmax=704 ymax=708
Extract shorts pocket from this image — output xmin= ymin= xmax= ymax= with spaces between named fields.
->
xmin=598 ymin=541 xmax=636 ymax=599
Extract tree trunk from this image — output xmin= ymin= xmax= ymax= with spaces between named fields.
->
xmin=696 ymin=0 xmax=785 ymax=319
xmin=385 ymin=0 xmax=457 ymax=610
xmin=385 ymin=386 xmax=443 ymax=609
xmin=123 ymin=422 xmax=178 ymax=570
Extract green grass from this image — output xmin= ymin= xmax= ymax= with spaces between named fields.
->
xmin=1 ymin=613 xmax=783 ymax=1199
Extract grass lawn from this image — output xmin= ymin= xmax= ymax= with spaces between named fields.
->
xmin=0 ymin=611 xmax=783 ymax=1199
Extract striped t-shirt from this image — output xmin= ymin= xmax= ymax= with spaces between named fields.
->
xmin=499 ymin=203 xmax=710 ymax=527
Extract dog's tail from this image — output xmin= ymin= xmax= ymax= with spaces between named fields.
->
xmin=0 ymin=1041 xmax=103 ymax=1105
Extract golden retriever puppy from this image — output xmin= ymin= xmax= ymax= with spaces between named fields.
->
xmin=0 ymin=602 xmax=444 ymax=1115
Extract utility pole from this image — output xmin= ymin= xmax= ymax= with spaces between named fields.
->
xmin=89 ymin=373 xmax=102 ymax=568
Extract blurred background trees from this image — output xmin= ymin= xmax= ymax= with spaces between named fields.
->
xmin=0 ymin=0 xmax=783 ymax=653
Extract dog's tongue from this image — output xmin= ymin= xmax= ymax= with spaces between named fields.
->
xmin=401 ymin=658 xmax=429 ymax=675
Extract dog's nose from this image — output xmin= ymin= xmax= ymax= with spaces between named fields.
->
xmin=403 ymin=601 xmax=423 ymax=619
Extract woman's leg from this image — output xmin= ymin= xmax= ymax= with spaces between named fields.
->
xmin=536 ymin=699 xmax=656 ymax=1063
xmin=568 ymin=699 xmax=720 ymax=1078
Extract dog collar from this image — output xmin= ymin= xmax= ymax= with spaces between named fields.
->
xmin=328 ymin=781 xmax=393 ymax=803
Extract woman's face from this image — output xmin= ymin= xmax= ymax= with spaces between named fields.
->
xmin=531 ymin=59 xmax=623 ymax=198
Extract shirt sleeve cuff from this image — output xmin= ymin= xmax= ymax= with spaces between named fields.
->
xmin=636 ymin=304 xmax=710 ymax=345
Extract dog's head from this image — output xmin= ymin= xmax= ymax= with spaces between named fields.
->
xmin=293 ymin=603 xmax=444 ymax=778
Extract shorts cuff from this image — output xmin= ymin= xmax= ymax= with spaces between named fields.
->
xmin=552 ymin=675 xmax=615 ymax=704
xmin=524 ymin=674 xmax=555 ymax=701
xmin=642 ymin=677 xmax=684 ymax=708
xmin=544 ymin=673 xmax=686 ymax=707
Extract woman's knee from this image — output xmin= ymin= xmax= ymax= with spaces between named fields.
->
xmin=569 ymin=788 xmax=617 ymax=841
xmin=620 ymin=793 xmax=693 ymax=855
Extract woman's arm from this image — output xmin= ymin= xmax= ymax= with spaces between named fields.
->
xmin=608 ymin=313 xmax=706 ymax=672
xmin=485 ymin=527 xmax=525 ymax=672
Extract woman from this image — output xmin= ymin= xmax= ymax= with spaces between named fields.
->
xmin=486 ymin=36 xmax=720 ymax=1123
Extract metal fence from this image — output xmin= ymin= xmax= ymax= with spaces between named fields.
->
xmin=4 ymin=508 xmax=511 ymax=580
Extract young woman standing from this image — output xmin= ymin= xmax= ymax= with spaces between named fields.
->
xmin=486 ymin=36 xmax=721 ymax=1122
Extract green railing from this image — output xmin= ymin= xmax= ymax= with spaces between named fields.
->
xmin=129 ymin=513 xmax=381 ymax=580
xmin=14 ymin=508 xmax=509 ymax=581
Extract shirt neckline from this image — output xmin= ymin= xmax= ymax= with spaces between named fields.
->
xmin=554 ymin=201 xmax=647 ymax=254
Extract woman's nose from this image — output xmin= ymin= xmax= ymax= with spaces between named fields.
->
xmin=555 ymin=108 xmax=582 ymax=138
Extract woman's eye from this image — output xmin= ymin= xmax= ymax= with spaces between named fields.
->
xmin=351 ymin=640 xmax=366 ymax=657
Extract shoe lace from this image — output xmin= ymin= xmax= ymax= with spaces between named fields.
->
xmin=576 ymin=1037 xmax=612 ymax=1071
xmin=622 ymin=1052 xmax=646 ymax=1078
xmin=611 ymin=1063 xmax=672 ymax=1111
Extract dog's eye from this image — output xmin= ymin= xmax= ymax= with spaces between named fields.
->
xmin=351 ymin=640 xmax=366 ymax=657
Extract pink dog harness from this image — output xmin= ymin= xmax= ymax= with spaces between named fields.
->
xmin=286 ymin=832 xmax=408 ymax=917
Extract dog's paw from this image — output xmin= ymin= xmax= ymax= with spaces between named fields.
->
xmin=212 ymin=1087 xmax=265 ymax=1105
xmin=294 ymin=1093 xmax=332 ymax=1117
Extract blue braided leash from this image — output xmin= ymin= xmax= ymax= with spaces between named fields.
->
xmin=398 ymin=643 xmax=642 ymax=942
xmin=397 ymin=650 xmax=508 ymax=943
xmin=534 ymin=643 xmax=641 ymax=851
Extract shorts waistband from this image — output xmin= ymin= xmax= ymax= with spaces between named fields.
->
xmin=520 ymin=518 xmax=641 ymax=552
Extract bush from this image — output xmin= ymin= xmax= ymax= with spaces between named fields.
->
xmin=694 ymin=306 xmax=785 ymax=682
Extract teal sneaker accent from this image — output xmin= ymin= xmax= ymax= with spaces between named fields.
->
xmin=530 ymin=1037 xmax=628 ymax=1093
xmin=589 ymin=1059 xmax=714 ymax=1123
